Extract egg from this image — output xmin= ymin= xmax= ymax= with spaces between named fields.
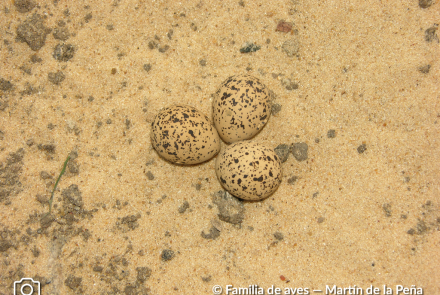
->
xmin=151 ymin=105 xmax=221 ymax=164
xmin=213 ymin=74 xmax=272 ymax=144
xmin=215 ymin=141 xmax=282 ymax=201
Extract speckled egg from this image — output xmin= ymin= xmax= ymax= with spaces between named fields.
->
xmin=151 ymin=105 xmax=221 ymax=165
xmin=213 ymin=74 xmax=272 ymax=144
xmin=215 ymin=141 xmax=282 ymax=201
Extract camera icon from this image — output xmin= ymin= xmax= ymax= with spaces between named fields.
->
xmin=13 ymin=278 xmax=40 ymax=295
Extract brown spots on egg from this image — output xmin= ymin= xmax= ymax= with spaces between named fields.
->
xmin=151 ymin=105 xmax=221 ymax=164
xmin=215 ymin=141 xmax=282 ymax=201
xmin=213 ymin=74 xmax=272 ymax=144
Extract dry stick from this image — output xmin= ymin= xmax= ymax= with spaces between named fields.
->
xmin=43 ymin=155 xmax=70 ymax=218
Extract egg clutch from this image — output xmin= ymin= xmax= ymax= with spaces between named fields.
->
xmin=150 ymin=74 xmax=282 ymax=201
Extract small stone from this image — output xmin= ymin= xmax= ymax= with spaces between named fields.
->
xmin=327 ymin=129 xmax=336 ymax=138
xmin=16 ymin=14 xmax=51 ymax=51
xmin=40 ymin=214 xmax=54 ymax=229
xmin=201 ymin=275 xmax=212 ymax=282
xmin=161 ymin=249 xmax=175 ymax=261
xmin=143 ymin=63 xmax=152 ymax=72
xmin=0 ymin=79 xmax=13 ymax=91
xmin=158 ymin=45 xmax=170 ymax=53
xmin=287 ymin=176 xmax=298 ymax=185
xmin=357 ymin=144 xmax=367 ymax=154
xmin=84 ymin=13 xmax=93 ymax=23
xmin=271 ymin=103 xmax=282 ymax=116
xmin=419 ymin=0 xmax=433 ymax=8
xmin=53 ymin=26 xmax=70 ymax=41
xmin=291 ymin=142 xmax=308 ymax=161
xmin=317 ymin=217 xmax=325 ymax=223
xmin=274 ymin=144 xmax=290 ymax=163
xmin=212 ymin=190 xmax=245 ymax=224
xmin=178 ymin=201 xmax=189 ymax=213
xmin=383 ymin=203 xmax=392 ymax=217
xmin=14 ymin=0 xmax=36 ymax=13
xmin=276 ymin=21 xmax=293 ymax=33
xmin=282 ymin=39 xmax=300 ymax=57
xmin=31 ymin=245 xmax=40 ymax=257
xmin=64 ymin=275 xmax=82 ymax=290
xmin=36 ymin=194 xmax=48 ymax=204
xmin=281 ymin=78 xmax=299 ymax=90
xmin=136 ymin=267 xmax=152 ymax=283
xmin=201 ymin=226 xmax=221 ymax=240
xmin=240 ymin=42 xmax=261 ymax=53
xmin=146 ymin=171 xmax=154 ymax=180
xmin=53 ymin=43 xmax=75 ymax=61
xmin=30 ymin=54 xmax=42 ymax=63
xmin=199 ymin=59 xmax=207 ymax=66
xmin=418 ymin=64 xmax=431 ymax=74
xmin=425 ymin=26 xmax=439 ymax=43
xmin=0 ymin=240 xmax=13 ymax=252
xmin=48 ymin=71 xmax=66 ymax=85
xmin=148 ymin=40 xmax=158 ymax=49
xmin=273 ymin=232 xmax=284 ymax=241
xmin=167 ymin=29 xmax=173 ymax=39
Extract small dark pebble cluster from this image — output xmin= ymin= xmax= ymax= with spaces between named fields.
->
xmin=240 ymin=42 xmax=261 ymax=53
xmin=274 ymin=142 xmax=309 ymax=163
xmin=212 ymin=190 xmax=245 ymax=225
xmin=161 ymin=249 xmax=175 ymax=261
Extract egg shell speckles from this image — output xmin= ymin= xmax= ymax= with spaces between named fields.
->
xmin=213 ymin=74 xmax=272 ymax=144
xmin=151 ymin=105 xmax=221 ymax=165
xmin=215 ymin=141 xmax=282 ymax=201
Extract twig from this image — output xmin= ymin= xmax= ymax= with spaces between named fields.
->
xmin=42 ymin=155 xmax=70 ymax=218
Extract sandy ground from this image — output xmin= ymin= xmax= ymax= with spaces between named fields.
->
xmin=1 ymin=0 xmax=439 ymax=294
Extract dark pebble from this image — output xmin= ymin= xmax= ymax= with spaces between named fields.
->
xmin=357 ymin=144 xmax=367 ymax=154
xmin=14 ymin=0 xmax=36 ymax=13
xmin=383 ymin=203 xmax=392 ymax=217
xmin=178 ymin=201 xmax=189 ymax=213
xmin=53 ymin=43 xmax=75 ymax=62
xmin=30 ymin=54 xmax=42 ymax=63
xmin=93 ymin=266 xmax=103 ymax=272
xmin=419 ymin=0 xmax=433 ymax=8
xmin=212 ymin=190 xmax=244 ymax=224
xmin=158 ymin=45 xmax=170 ymax=53
xmin=327 ymin=129 xmax=336 ymax=138
xmin=418 ymin=64 xmax=431 ymax=74
xmin=274 ymin=144 xmax=290 ymax=163
xmin=271 ymin=103 xmax=282 ymax=116
xmin=0 ymin=78 xmax=13 ymax=91
xmin=291 ymin=142 xmax=308 ymax=161
xmin=240 ymin=42 xmax=261 ymax=53
xmin=273 ymin=232 xmax=284 ymax=241
xmin=136 ymin=267 xmax=152 ymax=283
xmin=53 ymin=26 xmax=70 ymax=41
xmin=48 ymin=71 xmax=66 ymax=85
xmin=146 ymin=171 xmax=154 ymax=180
xmin=143 ymin=63 xmax=152 ymax=72
xmin=425 ymin=26 xmax=439 ymax=43
xmin=64 ymin=275 xmax=82 ymax=290
xmin=161 ymin=249 xmax=175 ymax=261
xmin=16 ymin=14 xmax=51 ymax=51
xmin=201 ymin=226 xmax=221 ymax=240
xmin=287 ymin=176 xmax=298 ymax=185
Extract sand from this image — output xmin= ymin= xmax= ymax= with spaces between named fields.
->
xmin=0 ymin=0 xmax=439 ymax=294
